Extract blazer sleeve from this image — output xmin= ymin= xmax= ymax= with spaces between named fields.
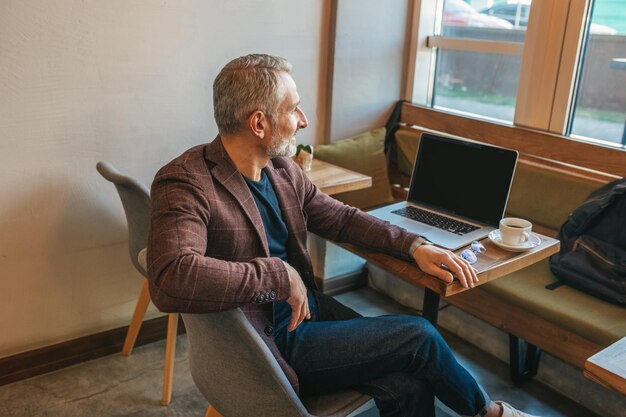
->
xmin=147 ymin=163 xmax=290 ymax=313
xmin=297 ymin=166 xmax=417 ymax=260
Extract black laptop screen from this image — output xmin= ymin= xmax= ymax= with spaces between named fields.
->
xmin=407 ymin=134 xmax=518 ymax=227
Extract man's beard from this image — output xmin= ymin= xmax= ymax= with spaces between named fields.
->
xmin=267 ymin=129 xmax=298 ymax=158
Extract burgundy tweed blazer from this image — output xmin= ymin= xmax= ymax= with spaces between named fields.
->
xmin=147 ymin=137 xmax=418 ymax=392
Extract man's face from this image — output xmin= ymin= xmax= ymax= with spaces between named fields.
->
xmin=266 ymin=72 xmax=308 ymax=158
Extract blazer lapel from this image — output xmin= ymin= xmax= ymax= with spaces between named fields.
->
xmin=205 ymin=138 xmax=270 ymax=256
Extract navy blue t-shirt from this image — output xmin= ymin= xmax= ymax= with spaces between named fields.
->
xmin=243 ymin=170 xmax=289 ymax=262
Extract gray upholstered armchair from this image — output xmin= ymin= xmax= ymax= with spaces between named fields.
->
xmin=97 ymin=161 xmax=179 ymax=406
xmin=182 ymin=310 xmax=376 ymax=417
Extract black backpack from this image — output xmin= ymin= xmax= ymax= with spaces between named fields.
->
xmin=549 ymin=177 xmax=626 ymax=305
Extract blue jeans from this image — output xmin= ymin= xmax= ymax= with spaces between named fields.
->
xmin=274 ymin=290 xmax=489 ymax=417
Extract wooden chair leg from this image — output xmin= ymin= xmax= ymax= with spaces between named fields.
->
xmin=121 ymin=279 xmax=151 ymax=356
xmin=205 ymin=405 xmax=223 ymax=417
xmin=161 ymin=313 xmax=179 ymax=406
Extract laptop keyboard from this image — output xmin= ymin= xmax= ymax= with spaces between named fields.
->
xmin=391 ymin=206 xmax=479 ymax=235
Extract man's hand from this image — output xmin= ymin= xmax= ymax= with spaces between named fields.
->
xmin=283 ymin=261 xmax=311 ymax=332
xmin=411 ymin=245 xmax=479 ymax=288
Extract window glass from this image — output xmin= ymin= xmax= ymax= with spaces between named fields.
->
xmin=442 ymin=0 xmax=528 ymax=39
xmin=433 ymin=50 xmax=521 ymax=122
xmin=433 ymin=1 xmax=531 ymax=123
xmin=488 ymin=4 xmax=530 ymax=26
xmin=569 ymin=0 xmax=626 ymax=146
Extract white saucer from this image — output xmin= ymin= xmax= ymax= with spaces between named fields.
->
xmin=488 ymin=230 xmax=541 ymax=252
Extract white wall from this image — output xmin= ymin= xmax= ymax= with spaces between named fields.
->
xmin=0 ymin=0 xmax=329 ymax=357
xmin=329 ymin=0 xmax=410 ymax=141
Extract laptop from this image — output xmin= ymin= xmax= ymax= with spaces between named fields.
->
xmin=369 ymin=133 xmax=519 ymax=250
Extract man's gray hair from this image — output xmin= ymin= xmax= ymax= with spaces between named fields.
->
xmin=213 ymin=54 xmax=292 ymax=135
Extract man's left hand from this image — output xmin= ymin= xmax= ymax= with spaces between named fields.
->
xmin=411 ymin=245 xmax=479 ymax=288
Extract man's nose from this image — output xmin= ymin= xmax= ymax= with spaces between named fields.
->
xmin=297 ymin=107 xmax=308 ymax=129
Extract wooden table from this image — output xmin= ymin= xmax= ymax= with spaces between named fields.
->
xmin=340 ymin=232 xmax=560 ymax=325
xmin=302 ymin=159 xmax=372 ymax=292
xmin=585 ymin=336 xmax=626 ymax=396
xmin=305 ymin=159 xmax=372 ymax=195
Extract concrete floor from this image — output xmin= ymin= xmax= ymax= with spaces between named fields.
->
xmin=0 ymin=287 xmax=603 ymax=417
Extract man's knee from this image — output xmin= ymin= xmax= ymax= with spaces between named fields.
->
xmin=397 ymin=315 xmax=437 ymax=334
xmin=398 ymin=315 xmax=446 ymax=351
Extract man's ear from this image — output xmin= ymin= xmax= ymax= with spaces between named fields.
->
xmin=248 ymin=111 xmax=268 ymax=139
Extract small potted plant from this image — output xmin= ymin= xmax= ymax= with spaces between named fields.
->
xmin=295 ymin=144 xmax=314 ymax=171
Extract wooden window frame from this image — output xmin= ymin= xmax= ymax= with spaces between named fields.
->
xmin=401 ymin=103 xmax=626 ymax=178
xmin=404 ymin=0 xmax=626 ymax=158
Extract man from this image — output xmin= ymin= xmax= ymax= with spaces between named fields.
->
xmin=148 ymin=54 xmax=537 ymax=417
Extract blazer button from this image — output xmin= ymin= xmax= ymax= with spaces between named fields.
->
xmin=269 ymin=290 xmax=277 ymax=300
xmin=264 ymin=325 xmax=274 ymax=336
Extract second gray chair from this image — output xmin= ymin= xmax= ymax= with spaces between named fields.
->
xmin=182 ymin=310 xmax=376 ymax=417
xmin=96 ymin=160 xmax=178 ymax=406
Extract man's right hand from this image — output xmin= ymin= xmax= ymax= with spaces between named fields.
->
xmin=283 ymin=261 xmax=310 ymax=332
xmin=412 ymin=244 xmax=479 ymax=289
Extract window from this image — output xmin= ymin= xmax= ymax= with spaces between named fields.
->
xmin=433 ymin=49 xmax=521 ymax=121
xmin=429 ymin=0 xmax=532 ymax=123
xmin=483 ymin=4 xmax=530 ymax=29
xmin=569 ymin=0 xmax=626 ymax=146
xmin=442 ymin=0 xmax=516 ymax=36
xmin=408 ymin=0 xmax=626 ymax=149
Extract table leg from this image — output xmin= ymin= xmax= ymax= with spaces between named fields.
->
xmin=422 ymin=289 xmax=440 ymax=326
xmin=509 ymin=335 xmax=541 ymax=382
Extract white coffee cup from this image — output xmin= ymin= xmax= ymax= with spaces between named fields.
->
xmin=499 ymin=217 xmax=532 ymax=246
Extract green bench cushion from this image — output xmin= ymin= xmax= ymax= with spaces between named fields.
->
xmin=315 ymin=127 xmax=394 ymax=210
xmin=506 ymin=163 xmax=602 ymax=230
xmin=482 ymin=259 xmax=626 ymax=346
xmin=395 ymin=129 xmax=421 ymax=177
